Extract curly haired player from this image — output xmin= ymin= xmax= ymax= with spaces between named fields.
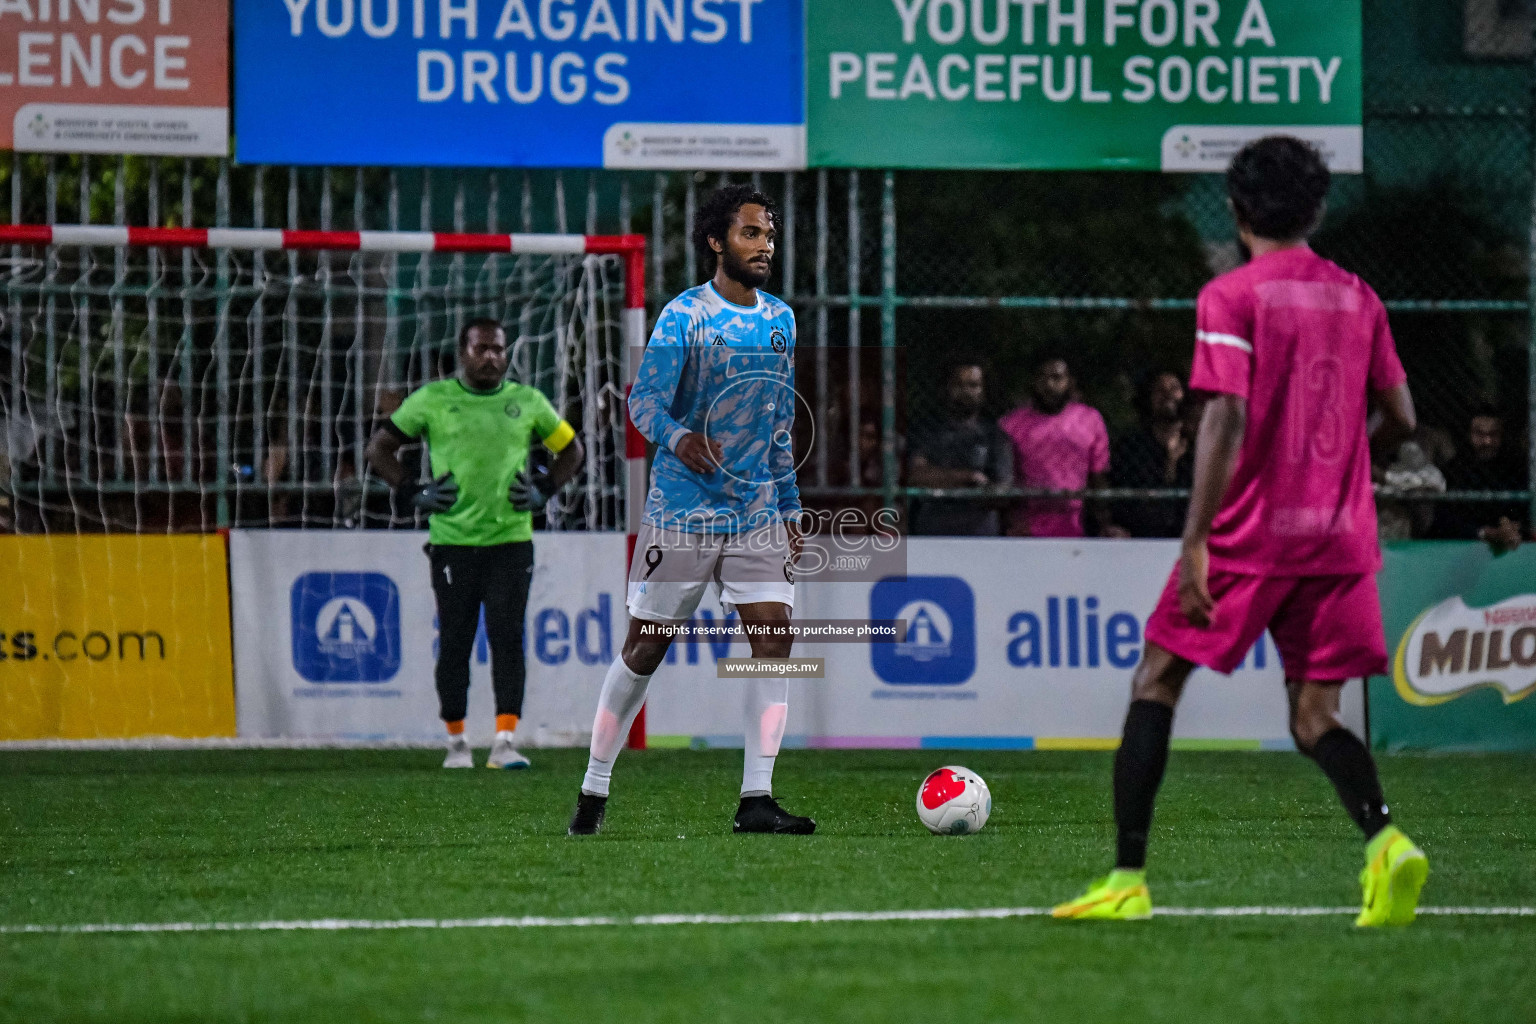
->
xmin=567 ymin=185 xmax=813 ymax=837
xmin=1054 ymin=137 xmax=1428 ymax=926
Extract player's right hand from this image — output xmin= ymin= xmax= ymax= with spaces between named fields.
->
xmin=675 ymin=432 xmax=724 ymax=475
xmin=397 ymin=472 xmax=459 ymax=514
xmin=1178 ymin=541 xmax=1215 ymax=628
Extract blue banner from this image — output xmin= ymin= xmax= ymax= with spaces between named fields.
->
xmin=235 ymin=0 xmax=804 ymax=168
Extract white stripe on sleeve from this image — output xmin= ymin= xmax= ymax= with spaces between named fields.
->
xmin=1196 ymin=331 xmax=1253 ymax=354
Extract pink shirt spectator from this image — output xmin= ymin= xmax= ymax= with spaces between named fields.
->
xmin=999 ymin=402 xmax=1110 ymax=537
xmin=1192 ymin=246 xmax=1407 ymax=576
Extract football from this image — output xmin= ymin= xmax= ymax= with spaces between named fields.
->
xmin=915 ymin=765 xmax=992 ymax=835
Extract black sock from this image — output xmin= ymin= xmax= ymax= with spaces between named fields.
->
xmin=1306 ymin=727 xmax=1392 ymax=839
xmin=1114 ymin=700 xmax=1175 ymax=870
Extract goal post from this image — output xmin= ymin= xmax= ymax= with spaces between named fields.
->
xmin=0 ymin=225 xmax=648 ymax=746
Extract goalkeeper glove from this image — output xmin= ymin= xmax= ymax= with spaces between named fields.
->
xmin=397 ymin=472 xmax=459 ymax=514
xmin=509 ymin=463 xmax=557 ymax=512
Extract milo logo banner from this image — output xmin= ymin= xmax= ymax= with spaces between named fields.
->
xmin=1373 ymin=542 xmax=1536 ymax=752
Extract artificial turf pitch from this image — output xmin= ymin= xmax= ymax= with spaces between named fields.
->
xmin=2 ymin=747 xmax=1532 ymax=1022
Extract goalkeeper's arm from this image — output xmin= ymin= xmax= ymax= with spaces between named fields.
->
xmin=367 ymin=423 xmax=460 ymax=512
xmin=365 ymin=423 xmax=411 ymax=490
xmin=509 ymin=423 xmax=585 ymax=512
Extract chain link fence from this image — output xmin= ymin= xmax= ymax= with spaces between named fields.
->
xmin=0 ymin=0 xmax=1531 ymax=540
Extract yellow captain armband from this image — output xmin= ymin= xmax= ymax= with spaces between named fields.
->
xmin=543 ymin=420 xmax=576 ymax=453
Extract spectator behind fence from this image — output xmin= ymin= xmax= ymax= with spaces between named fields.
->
xmin=1110 ymin=369 xmax=1193 ymax=537
xmin=1431 ymin=404 xmax=1530 ymax=551
xmin=908 ymin=362 xmax=1014 ymax=535
xmin=1375 ymin=438 xmax=1446 ymax=541
xmin=999 ymin=354 xmax=1126 ymax=538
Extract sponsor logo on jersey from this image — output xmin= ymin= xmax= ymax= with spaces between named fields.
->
xmin=291 ymin=572 xmax=402 ymax=683
xmin=1393 ymin=593 xmax=1536 ymax=706
xmin=869 ymin=576 xmax=975 ymax=685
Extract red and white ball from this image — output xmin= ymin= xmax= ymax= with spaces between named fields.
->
xmin=916 ymin=765 xmax=991 ymax=835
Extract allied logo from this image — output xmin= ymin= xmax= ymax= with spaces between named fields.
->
xmin=769 ymin=328 xmax=787 ymax=353
xmin=870 ymin=576 xmax=976 ymax=685
xmin=1394 ymin=593 xmax=1536 ymax=706
xmin=291 ymin=572 xmax=402 ymax=683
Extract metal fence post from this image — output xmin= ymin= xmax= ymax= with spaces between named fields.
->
xmin=847 ymin=170 xmax=861 ymax=490
xmin=651 ymin=172 xmax=666 ymax=303
xmin=815 ymin=169 xmax=829 ymax=488
xmin=881 ymin=171 xmax=898 ymax=512
xmin=7 ymin=154 xmax=20 ymax=496
xmin=782 ymin=171 xmax=796 ymax=299
xmin=684 ymin=175 xmax=697 ymax=287
xmin=1529 ymin=36 xmax=1536 ymax=532
xmin=215 ymin=160 xmax=232 ymax=528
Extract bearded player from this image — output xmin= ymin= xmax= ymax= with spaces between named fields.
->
xmin=1054 ymin=137 xmax=1428 ymax=926
xmin=567 ymin=185 xmax=813 ymax=836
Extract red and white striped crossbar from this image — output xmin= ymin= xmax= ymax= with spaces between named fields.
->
xmin=0 ymin=223 xmax=641 ymax=257
xmin=0 ymin=224 xmax=648 ymax=312
xmin=0 ymin=221 xmax=654 ymax=748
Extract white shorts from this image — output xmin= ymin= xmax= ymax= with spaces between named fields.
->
xmin=626 ymin=522 xmax=796 ymax=622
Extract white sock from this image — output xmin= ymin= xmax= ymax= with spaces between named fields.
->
xmin=581 ymin=657 xmax=652 ymax=798
xmin=741 ymin=677 xmax=788 ymax=797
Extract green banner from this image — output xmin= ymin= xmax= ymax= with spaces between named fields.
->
xmin=1373 ymin=542 xmax=1536 ymax=752
xmin=808 ymin=0 xmax=1361 ymax=170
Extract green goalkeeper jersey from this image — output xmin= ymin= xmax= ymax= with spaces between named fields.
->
xmin=389 ymin=378 xmax=576 ymax=547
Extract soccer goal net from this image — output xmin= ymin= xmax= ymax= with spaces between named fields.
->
xmin=0 ymin=227 xmax=645 ymax=535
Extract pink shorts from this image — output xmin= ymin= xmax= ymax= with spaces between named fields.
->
xmin=1145 ymin=566 xmax=1388 ymax=680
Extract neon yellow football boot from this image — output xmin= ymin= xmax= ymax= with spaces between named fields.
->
xmin=1355 ymin=825 xmax=1429 ymax=927
xmin=1052 ymin=870 xmax=1153 ymax=921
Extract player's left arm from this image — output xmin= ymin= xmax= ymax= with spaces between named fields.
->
xmin=537 ymin=408 xmax=585 ymax=490
xmin=511 ymin=393 xmax=585 ymax=511
xmin=1181 ymin=394 xmax=1247 ymax=626
xmin=1365 ymin=299 xmax=1416 ymax=463
xmin=1180 ymin=280 xmax=1254 ymax=625
xmin=771 ymin=319 xmax=804 ymax=559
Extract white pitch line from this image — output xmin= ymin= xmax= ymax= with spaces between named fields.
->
xmin=2 ymin=906 xmax=1532 ymax=936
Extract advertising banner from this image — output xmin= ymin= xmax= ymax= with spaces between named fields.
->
xmin=0 ymin=535 xmax=235 ymax=740
xmin=231 ymin=530 xmax=620 ymax=745
xmin=648 ymin=538 xmax=1298 ymax=748
xmin=1373 ymin=542 xmax=1536 ymax=752
xmin=808 ymin=0 xmax=1361 ymax=170
xmin=234 ymin=0 xmax=804 ymax=169
xmin=230 ymin=532 xmax=1303 ymax=748
xmin=0 ymin=0 xmax=228 ymax=155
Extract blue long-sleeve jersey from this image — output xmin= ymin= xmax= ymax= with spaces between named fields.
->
xmin=629 ymin=282 xmax=801 ymax=534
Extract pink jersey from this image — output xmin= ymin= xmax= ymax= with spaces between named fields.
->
xmin=998 ymin=401 xmax=1110 ymax=538
xmin=1192 ymin=246 xmax=1406 ymax=576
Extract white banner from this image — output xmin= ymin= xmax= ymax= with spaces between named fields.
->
xmin=231 ymin=531 xmax=620 ymax=747
xmin=231 ymin=534 xmax=1352 ymax=748
xmin=647 ymin=539 xmax=1309 ymax=749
